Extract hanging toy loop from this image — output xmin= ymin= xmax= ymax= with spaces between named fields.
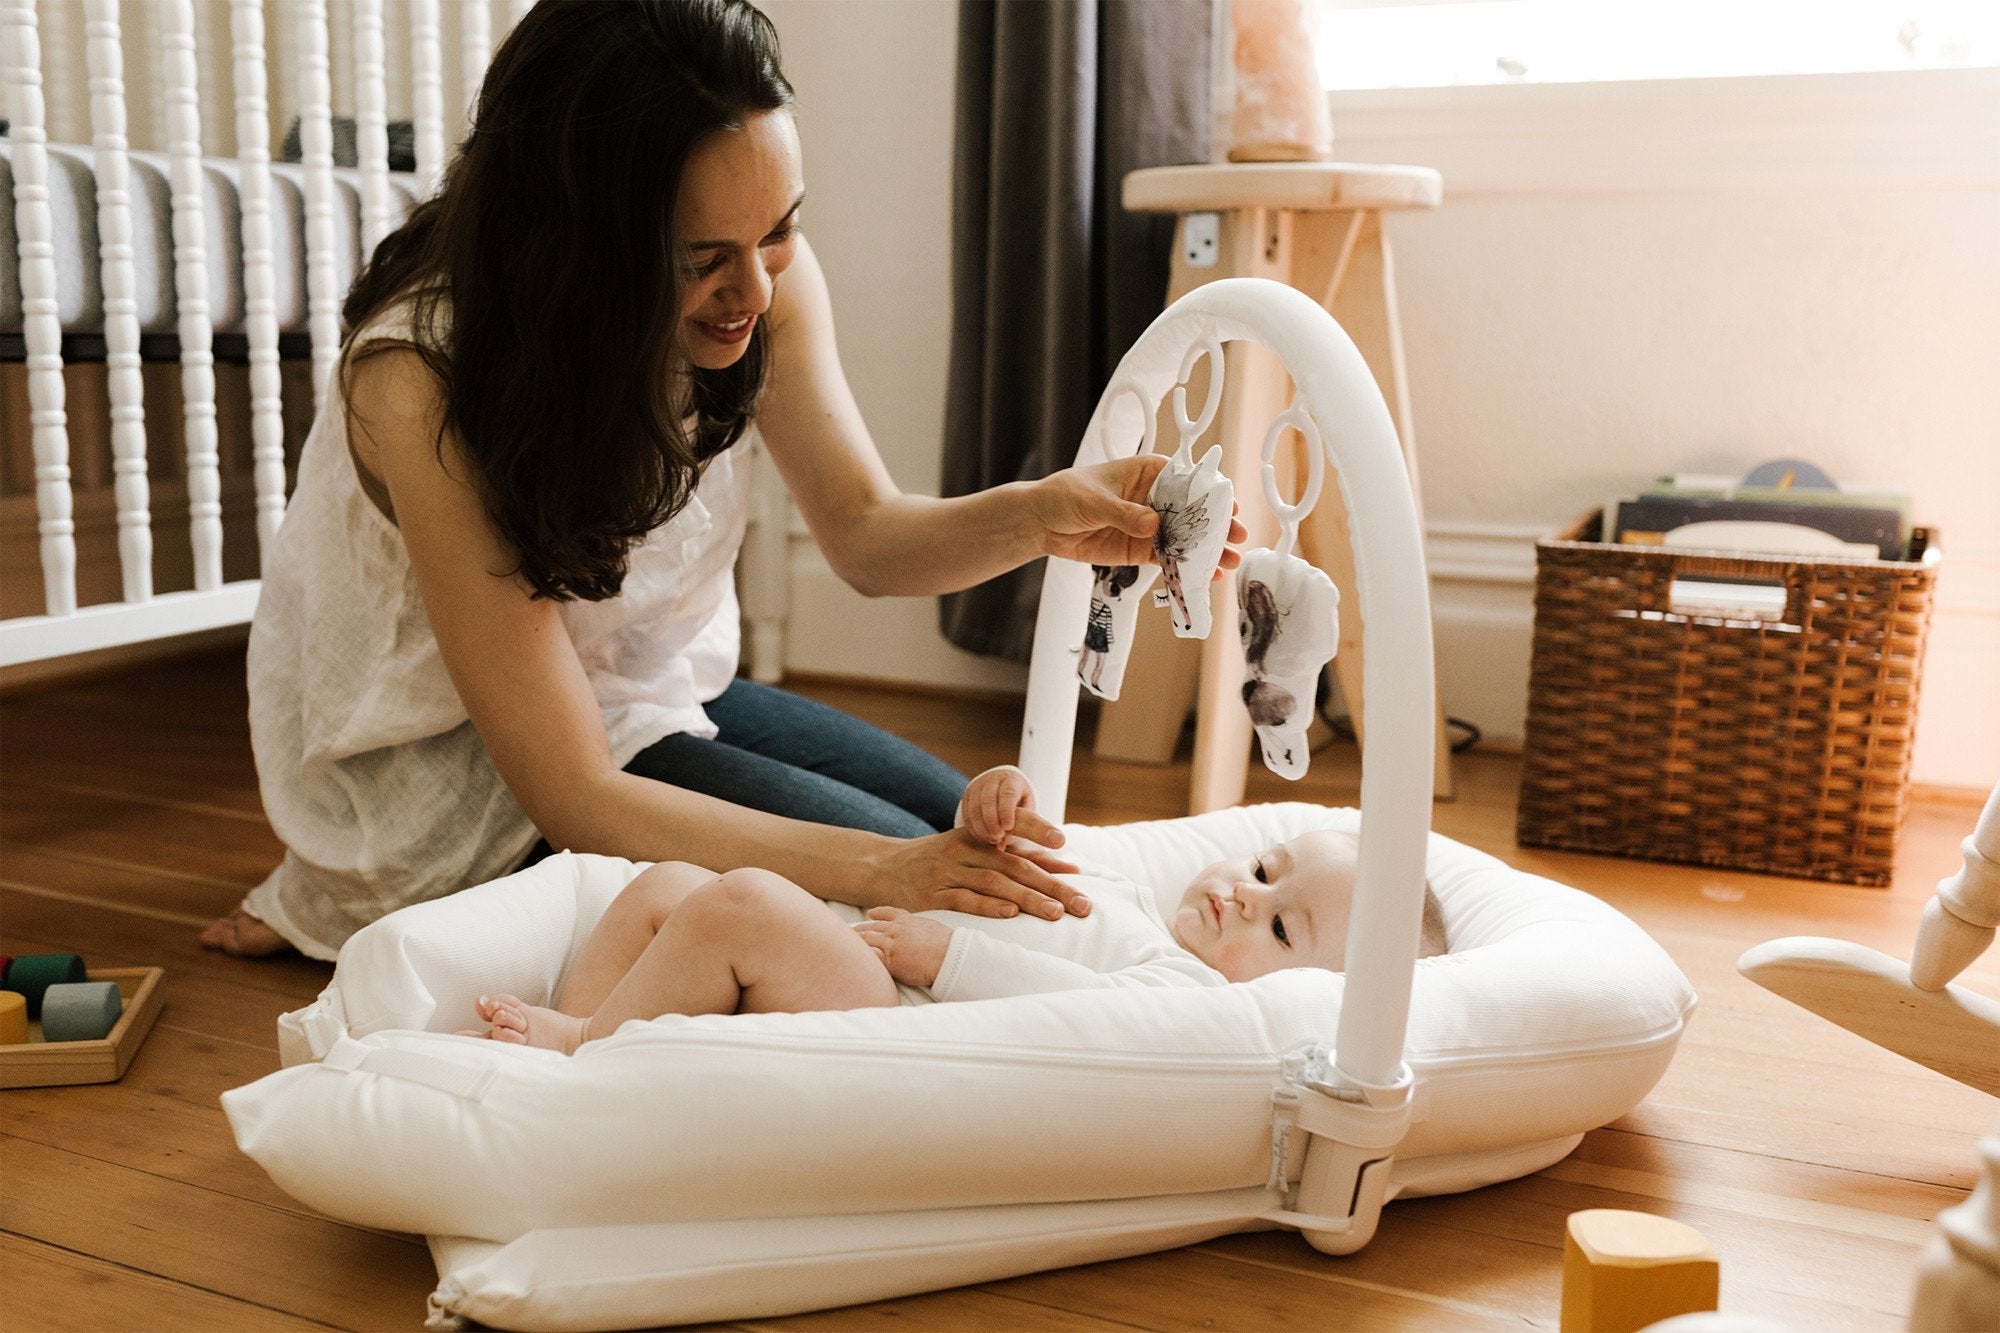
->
xmin=1170 ymin=334 xmax=1226 ymax=464
xmin=1104 ymin=379 xmax=1158 ymax=461
xmin=1260 ymin=396 xmax=1326 ymax=561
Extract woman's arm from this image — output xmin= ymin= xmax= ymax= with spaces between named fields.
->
xmin=353 ymin=348 xmax=1083 ymax=919
xmin=756 ymin=238 xmax=1234 ymax=597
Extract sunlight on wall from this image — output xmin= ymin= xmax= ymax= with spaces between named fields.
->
xmin=1315 ymin=0 xmax=2000 ymax=90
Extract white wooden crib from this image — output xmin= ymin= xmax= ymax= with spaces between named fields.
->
xmin=0 ymin=0 xmax=788 ymax=675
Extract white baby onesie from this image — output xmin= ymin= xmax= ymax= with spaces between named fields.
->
xmin=928 ymin=871 xmax=1226 ymax=1001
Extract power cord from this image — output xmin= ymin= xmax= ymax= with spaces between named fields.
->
xmin=1311 ymin=669 xmax=1482 ymax=754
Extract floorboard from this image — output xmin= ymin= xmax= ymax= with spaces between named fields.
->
xmin=2 ymin=647 xmax=1989 ymax=1330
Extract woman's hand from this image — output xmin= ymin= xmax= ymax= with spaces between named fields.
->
xmin=853 ymin=907 xmax=954 ymax=988
xmin=863 ymin=827 xmax=1088 ymax=921
xmin=1033 ymin=455 xmax=1247 ymax=572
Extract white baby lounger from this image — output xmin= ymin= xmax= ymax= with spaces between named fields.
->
xmin=222 ymin=281 xmax=1696 ymax=1331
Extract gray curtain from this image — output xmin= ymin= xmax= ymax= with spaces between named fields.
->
xmin=939 ymin=0 xmax=1213 ymax=663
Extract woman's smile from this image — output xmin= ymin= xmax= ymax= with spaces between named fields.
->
xmin=694 ymin=313 xmax=758 ymax=346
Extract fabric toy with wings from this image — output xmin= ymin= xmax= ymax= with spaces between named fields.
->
xmin=1148 ymin=442 xmax=1234 ymax=638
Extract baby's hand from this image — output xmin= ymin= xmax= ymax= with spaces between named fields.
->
xmin=961 ymin=764 xmax=1065 ymax=853
xmin=854 ymin=907 xmax=953 ymax=988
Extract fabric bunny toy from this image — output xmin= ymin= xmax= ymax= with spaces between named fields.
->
xmin=1235 ymin=390 xmax=1340 ymax=779
xmin=1237 ymin=547 xmax=1339 ymax=779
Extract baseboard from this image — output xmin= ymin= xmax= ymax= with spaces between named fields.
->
xmin=0 ymin=623 xmax=248 ymax=696
xmin=780 ymin=546 xmax=1029 ymax=695
xmin=1909 ymin=781 xmax=1998 ymax=808
xmin=778 ymin=519 xmax=1998 ymax=791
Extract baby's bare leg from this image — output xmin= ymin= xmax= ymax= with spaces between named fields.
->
xmin=553 ymin=861 xmax=718 ymax=1015
xmin=581 ymin=868 xmax=898 ymax=1042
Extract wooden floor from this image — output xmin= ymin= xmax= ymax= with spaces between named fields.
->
xmin=3 ymin=647 xmax=1994 ymax=1331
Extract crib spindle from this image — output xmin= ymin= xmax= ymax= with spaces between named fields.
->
xmin=232 ymin=0 xmax=287 ymax=564
xmin=3 ymin=0 xmax=77 ymax=617
xmin=410 ymin=0 xmax=444 ymax=194
xmin=159 ymin=0 xmax=223 ymax=592
xmin=352 ymin=0 xmax=392 ymax=256
xmin=84 ymin=0 xmax=152 ymax=604
xmin=297 ymin=0 xmax=339 ymax=404
xmin=459 ymin=0 xmax=491 ymax=130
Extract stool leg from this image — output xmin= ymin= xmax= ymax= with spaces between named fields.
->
xmin=1094 ymin=207 xmax=1281 ymax=776
xmin=1324 ymin=211 xmax=1455 ymax=799
xmin=1188 ymin=338 xmax=1287 ymax=812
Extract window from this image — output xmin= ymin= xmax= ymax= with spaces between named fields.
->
xmin=1313 ymin=1 xmax=2000 ymax=90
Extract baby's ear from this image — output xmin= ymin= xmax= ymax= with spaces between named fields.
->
xmin=1418 ymin=882 xmax=1449 ymax=958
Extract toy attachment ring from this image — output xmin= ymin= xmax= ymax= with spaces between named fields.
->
xmin=1170 ymin=334 xmax=1226 ymax=463
xmin=1104 ymin=379 xmax=1158 ymax=461
xmin=1260 ymin=396 xmax=1325 ymax=561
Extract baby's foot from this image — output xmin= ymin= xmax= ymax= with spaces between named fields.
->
xmin=464 ymin=993 xmax=590 ymax=1055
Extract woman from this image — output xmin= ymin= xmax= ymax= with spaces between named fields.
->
xmin=204 ymin=0 xmax=1237 ymax=960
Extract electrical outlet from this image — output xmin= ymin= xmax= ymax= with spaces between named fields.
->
xmin=1182 ymin=212 xmax=1220 ymax=268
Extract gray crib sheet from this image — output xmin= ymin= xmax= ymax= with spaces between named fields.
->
xmin=0 ymin=142 xmax=420 ymax=337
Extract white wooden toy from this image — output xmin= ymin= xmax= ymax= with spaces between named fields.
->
xmin=1739 ymin=780 xmax=2000 ymax=1098
xmin=1740 ymin=781 xmax=2000 ymax=1332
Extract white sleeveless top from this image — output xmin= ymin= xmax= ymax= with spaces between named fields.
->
xmin=245 ymin=303 xmax=752 ymax=959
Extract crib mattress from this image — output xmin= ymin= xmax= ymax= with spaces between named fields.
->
xmin=224 ymin=802 xmax=1695 ymax=1331
xmin=0 ymin=141 xmax=420 ymax=339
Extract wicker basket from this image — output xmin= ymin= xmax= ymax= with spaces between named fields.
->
xmin=1516 ymin=514 xmax=1937 ymax=886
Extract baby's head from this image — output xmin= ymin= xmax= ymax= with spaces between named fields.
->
xmin=1168 ymin=829 xmax=1448 ymax=983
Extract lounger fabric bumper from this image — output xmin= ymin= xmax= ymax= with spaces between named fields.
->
xmin=225 ymin=802 xmax=1694 ymax=1331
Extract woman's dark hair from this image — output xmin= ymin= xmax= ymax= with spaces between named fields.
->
xmin=343 ymin=0 xmax=793 ymax=600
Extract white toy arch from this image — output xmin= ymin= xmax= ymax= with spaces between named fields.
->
xmin=223 ymin=279 xmax=1695 ymax=1332
xmin=1020 ymin=278 xmax=1437 ymax=1245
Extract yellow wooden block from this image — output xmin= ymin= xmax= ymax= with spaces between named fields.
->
xmin=0 ymin=991 xmax=25 ymax=1046
xmin=1561 ymin=1209 xmax=1720 ymax=1333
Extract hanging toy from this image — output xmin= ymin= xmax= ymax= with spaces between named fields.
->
xmin=1077 ymin=561 xmax=1162 ymax=700
xmin=1238 ymin=396 xmax=1339 ymax=780
xmin=1148 ymin=335 xmax=1236 ymax=639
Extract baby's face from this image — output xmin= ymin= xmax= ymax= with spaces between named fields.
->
xmin=1169 ymin=830 xmax=1358 ymax=982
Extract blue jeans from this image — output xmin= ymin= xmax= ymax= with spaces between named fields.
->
xmin=521 ymin=679 xmax=967 ymax=867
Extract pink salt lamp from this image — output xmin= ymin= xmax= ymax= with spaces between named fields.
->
xmin=1229 ymin=0 xmax=1334 ymax=162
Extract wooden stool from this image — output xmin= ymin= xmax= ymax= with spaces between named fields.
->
xmin=1561 ymin=1209 xmax=1720 ymax=1333
xmin=1096 ymin=161 xmax=1454 ymax=809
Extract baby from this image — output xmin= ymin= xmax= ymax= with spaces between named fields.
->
xmin=468 ymin=765 xmax=1448 ymax=1052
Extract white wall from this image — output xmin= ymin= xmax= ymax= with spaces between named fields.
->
xmin=760 ymin=0 xmax=1026 ymax=693
xmin=1343 ymin=70 xmax=2000 ymax=791
xmin=766 ymin=6 xmax=1999 ymax=791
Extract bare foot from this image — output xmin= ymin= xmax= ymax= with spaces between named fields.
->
xmin=463 ymin=993 xmax=590 ymax=1054
xmin=199 ymin=904 xmax=291 ymax=957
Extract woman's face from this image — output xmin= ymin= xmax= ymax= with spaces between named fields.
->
xmin=674 ymin=109 xmax=805 ymax=371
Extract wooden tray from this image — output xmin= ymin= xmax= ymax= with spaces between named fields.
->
xmin=0 ymin=966 xmax=165 ymax=1088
